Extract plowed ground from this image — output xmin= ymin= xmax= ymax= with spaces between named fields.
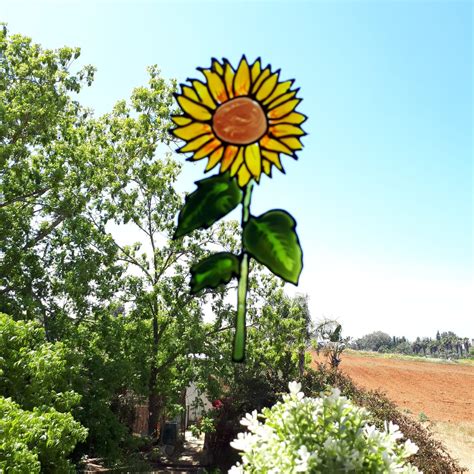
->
xmin=311 ymin=351 xmax=474 ymax=423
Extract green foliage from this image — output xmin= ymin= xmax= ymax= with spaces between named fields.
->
xmin=0 ymin=25 xmax=215 ymax=461
xmin=190 ymin=252 xmax=240 ymax=293
xmin=201 ymin=289 xmax=312 ymax=402
xmin=197 ymin=290 xmax=314 ymax=469
xmin=190 ymin=414 xmax=218 ymax=437
xmin=355 ymin=331 xmax=393 ymax=352
xmin=0 ymin=314 xmax=80 ymax=412
xmin=243 ymin=210 xmax=303 ymax=284
xmin=69 ymin=310 xmax=146 ymax=460
xmin=0 ymin=25 xmax=115 ymax=323
xmin=418 ymin=412 xmax=429 ymax=423
xmin=174 ymin=173 xmax=243 ymax=238
xmin=0 ymin=314 xmax=86 ymax=472
xmin=315 ymin=319 xmax=349 ymax=368
xmin=0 ymin=396 xmax=87 ymax=473
xmin=354 ymin=331 xmax=472 ymax=360
xmin=230 ymin=382 xmax=419 ymax=473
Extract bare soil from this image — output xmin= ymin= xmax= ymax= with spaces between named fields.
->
xmin=311 ymin=351 xmax=474 ymax=423
xmin=311 ymin=351 xmax=474 ymax=471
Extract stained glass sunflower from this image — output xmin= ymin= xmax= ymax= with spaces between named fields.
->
xmin=171 ymin=56 xmax=307 ymax=187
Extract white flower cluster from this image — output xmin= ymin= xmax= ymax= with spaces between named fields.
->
xmin=229 ymin=382 xmax=420 ymax=473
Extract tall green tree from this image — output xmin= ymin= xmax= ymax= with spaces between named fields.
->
xmin=0 ymin=26 xmax=241 ymax=454
xmin=0 ymin=24 xmax=118 ymax=333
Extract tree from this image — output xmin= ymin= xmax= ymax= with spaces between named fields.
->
xmin=355 ymin=331 xmax=392 ymax=352
xmin=197 ymin=286 xmax=315 ymax=407
xmin=314 ymin=319 xmax=350 ymax=368
xmin=0 ymin=25 xmax=125 ymax=335
xmin=1 ymin=25 xmax=217 ymax=454
xmin=394 ymin=340 xmax=413 ymax=355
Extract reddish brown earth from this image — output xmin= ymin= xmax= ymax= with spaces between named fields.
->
xmin=311 ymin=352 xmax=474 ymax=423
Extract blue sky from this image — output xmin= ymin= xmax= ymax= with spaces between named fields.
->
xmin=3 ymin=0 xmax=472 ymax=338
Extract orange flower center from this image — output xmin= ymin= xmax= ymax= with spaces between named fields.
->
xmin=212 ymin=97 xmax=267 ymax=145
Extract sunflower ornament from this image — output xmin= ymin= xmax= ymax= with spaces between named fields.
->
xmin=172 ymin=56 xmax=306 ymax=362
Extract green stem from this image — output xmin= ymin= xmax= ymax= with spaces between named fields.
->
xmin=232 ymin=181 xmax=253 ymax=362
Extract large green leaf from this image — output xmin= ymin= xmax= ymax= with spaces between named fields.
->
xmin=243 ymin=210 xmax=303 ymax=284
xmin=190 ymin=252 xmax=240 ymax=294
xmin=174 ymin=173 xmax=243 ymax=238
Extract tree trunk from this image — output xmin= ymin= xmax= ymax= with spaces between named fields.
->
xmin=298 ymin=348 xmax=305 ymax=378
xmin=148 ymin=311 xmax=160 ymax=437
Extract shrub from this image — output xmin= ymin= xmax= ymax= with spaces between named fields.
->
xmin=230 ymin=382 xmax=419 ymax=473
xmin=0 ymin=314 xmax=87 ymax=471
xmin=0 ymin=313 xmax=81 ymax=411
xmin=0 ymin=396 xmax=88 ymax=473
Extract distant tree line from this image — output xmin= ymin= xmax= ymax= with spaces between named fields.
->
xmin=352 ymin=330 xmax=473 ymax=359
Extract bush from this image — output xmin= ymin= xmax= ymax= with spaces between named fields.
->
xmin=0 ymin=314 xmax=87 ymax=471
xmin=0 ymin=313 xmax=81 ymax=411
xmin=0 ymin=396 xmax=88 ymax=473
xmin=230 ymin=382 xmax=419 ymax=473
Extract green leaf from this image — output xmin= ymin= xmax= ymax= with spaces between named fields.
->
xmin=243 ymin=210 xmax=303 ymax=284
xmin=190 ymin=252 xmax=240 ymax=294
xmin=174 ymin=173 xmax=243 ymax=238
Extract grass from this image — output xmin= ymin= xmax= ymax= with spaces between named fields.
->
xmin=344 ymin=349 xmax=474 ymax=366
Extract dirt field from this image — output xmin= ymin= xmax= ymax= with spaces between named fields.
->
xmin=311 ymin=351 xmax=473 ymax=422
xmin=311 ymin=351 xmax=474 ymax=471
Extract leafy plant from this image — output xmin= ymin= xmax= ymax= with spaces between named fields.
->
xmin=314 ymin=319 xmax=349 ymax=368
xmin=229 ymin=382 xmax=420 ymax=473
xmin=0 ymin=396 xmax=87 ymax=473
xmin=418 ymin=412 xmax=429 ymax=423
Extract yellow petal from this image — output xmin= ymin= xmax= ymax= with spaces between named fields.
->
xmin=180 ymin=134 xmax=212 ymax=153
xmin=230 ymin=147 xmax=244 ymax=176
xmin=234 ymin=57 xmax=251 ymax=96
xmin=267 ymin=90 xmax=297 ymax=110
xmin=263 ymin=80 xmax=293 ymax=105
xmin=192 ymin=80 xmax=217 ymax=109
xmin=182 ymin=85 xmax=199 ymax=102
xmin=280 ymin=136 xmax=303 ymax=151
xmin=269 ymin=124 xmax=305 ymax=137
xmin=251 ymin=67 xmax=270 ymax=94
xmin=244 ymin=143 xmax=262 ymax=180
xmin=260 ymin=135 xmax=293 ymax=155
xmin=261 ymin=150 xmax=283 ymax=170
xmin=255 ymin=72 xmax=279 ymax=102
xmin=177 ymin=95 xmax=213 ymax=121
xmin=220 ymin=145 xmax=239 ymax=172
xmin=269 ymin=112 xmax=306 ymax=125
xmin=206 ymin=146 xmax=224 ymax=171
xmin=173 ymin=122 xmax=212 ymax=140
xmin=171 ymin=116 xmax=192 ymax=126
xmin=237 ymin=165 xmax=252 ymax=187
xmin=268 ymin=99 xmax=301 ymax=120
xmin=203 ymin=70 xmax=228 ymax=104
xmin=262 ymin=159 xmax=272 ymax=176
xmin=193 ymin=138 xmax=222 ymax=160
xmin=211 ymin=58 xmax=224 ymax=76
xmin=250 ymin=58 xmax=261 ymax=83
xmin=224 ymin=61 xmax=235 ymax=99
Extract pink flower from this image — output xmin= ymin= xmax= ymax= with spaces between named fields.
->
xmin=212 ymin=399 xmax=224 ymax=409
